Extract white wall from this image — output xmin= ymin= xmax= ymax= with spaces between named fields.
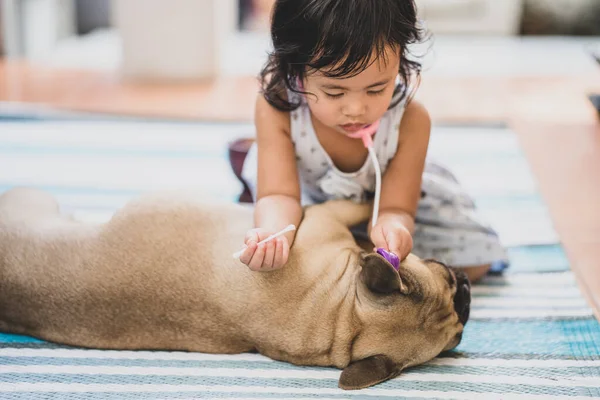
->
xmin=112 ymin=0 xmax=238 ymax=81
xmin=417 ymin=0 xmax=523 ymax=35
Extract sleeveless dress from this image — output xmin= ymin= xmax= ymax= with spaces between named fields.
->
xmin=241 ymin=89 xmax=509 ymax=269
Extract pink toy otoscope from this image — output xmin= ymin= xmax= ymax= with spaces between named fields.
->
xmin=347 ymin=121 xmax=400 ymax=270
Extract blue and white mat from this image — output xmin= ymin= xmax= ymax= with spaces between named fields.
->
xmin=0 ymin=111 xmax=598 ymax=399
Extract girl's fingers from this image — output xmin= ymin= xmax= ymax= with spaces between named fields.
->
xmin=280 ymin=237 xmax=290 ymax=267
xmin=262 ymin=240 xmax=276 ymax=270
xmin=243 ymin=236 xmax=290 ymax=271
xmin=248 ymin=243 xmax=266 ymax=271
xmin=272 ymin=238 xmax=285 ymax=269
xmin=244 ymin=230 xmax=260 ymax=245
xmin=369 ymin=226 xmax=388 ymax=251
xmin=399 ymin=231 xmax=413 ymax=260
xmin=239 ymin=241 xmax=257 ymax=266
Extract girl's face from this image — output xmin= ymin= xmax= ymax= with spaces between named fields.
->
xmin=302 ymin=46 xmax=400 ymax=136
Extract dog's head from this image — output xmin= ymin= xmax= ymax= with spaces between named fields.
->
xmin=340 ymin=252 xmax=470 ymax=390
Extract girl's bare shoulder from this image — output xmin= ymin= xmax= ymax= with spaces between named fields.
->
xmin=254 ymin=93 xmax=292 ymax=139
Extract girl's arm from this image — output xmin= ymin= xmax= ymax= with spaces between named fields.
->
xmin=254 ymin=94 xmax=303 ymax=245
xmin=238 ymin=94 xmax=303 ymax=271
xmin=369 ymin=100 xmax=431 ymax=257
xmin=379 ymin=99 xmax=431 ymax=227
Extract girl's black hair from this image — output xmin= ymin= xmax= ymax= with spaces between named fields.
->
xmin=260 ymin=0 xmax=426 ymax=111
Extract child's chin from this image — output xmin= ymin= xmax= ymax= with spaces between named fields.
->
xmin=338 ymin=130 xmax=355 ymax=138
xmin=335 ymin=126 xmax=357 ymax=136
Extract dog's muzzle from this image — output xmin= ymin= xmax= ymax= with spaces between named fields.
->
xmin=452 ymin=269 xmax=471 ymax=326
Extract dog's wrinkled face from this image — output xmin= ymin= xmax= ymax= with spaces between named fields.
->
xmin=340 ymin=253 xmax=471 ymax=390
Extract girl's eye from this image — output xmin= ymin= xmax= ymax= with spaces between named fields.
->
xmin=323 ymin=92 xmax=344 ymax=99
xmin=367 ymin=89 xmax=386 ymax=96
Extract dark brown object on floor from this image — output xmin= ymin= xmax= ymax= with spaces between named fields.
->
xmin=228 ymin=138 xmax=255 ymax=203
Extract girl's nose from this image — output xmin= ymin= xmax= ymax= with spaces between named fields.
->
xmin=342 ymin=97 xmax=366 ymax=118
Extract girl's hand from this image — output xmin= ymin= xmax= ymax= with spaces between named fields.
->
xmin=239 ymin=228 xmax=290 ymax=271
xmin=370 ymin=215 xmax=413 ymax=261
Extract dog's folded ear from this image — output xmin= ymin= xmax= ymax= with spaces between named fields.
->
xmin=360 ymin=253 xmax=407 ymax=295
xmin=339 ymin=355 xmax=400 ymax=390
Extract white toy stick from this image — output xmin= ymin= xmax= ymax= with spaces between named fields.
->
xmin=232 ymin=224 xmax=296 ymax=259
xmin=367 ymin=145 xmax=382 ymax=229
xmin=346 ymin=120 xmax=381 ymax=228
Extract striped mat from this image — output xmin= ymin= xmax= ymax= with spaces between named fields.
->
xmin=0 ymin=112 xmax=599 ymax=399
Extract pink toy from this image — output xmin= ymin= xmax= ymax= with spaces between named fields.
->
xmin=349 ymin=121 xmax=401 ymax=268
xmin=345 ymin=120 xmax=380 ymax=147
xmin=377 ymin=248 xmax=400 ymax=271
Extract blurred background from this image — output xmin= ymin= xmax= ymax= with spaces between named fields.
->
xmin=2 ymin=0 xmax=600 ymax=67
xmin=1 ymin=0 xmax=599 ymax=124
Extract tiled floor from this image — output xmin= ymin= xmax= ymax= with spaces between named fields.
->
xmin=1 ymin=34 xmax=599 ymax=319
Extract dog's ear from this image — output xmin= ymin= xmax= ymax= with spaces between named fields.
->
xmin=360 ymin=254 xmax=407 ymax=295
xmin=339 ymin=355 xmax=400 ymax=390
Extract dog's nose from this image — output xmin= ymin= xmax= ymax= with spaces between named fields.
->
xmin=452 ymin=269 xmax=471 ymax=326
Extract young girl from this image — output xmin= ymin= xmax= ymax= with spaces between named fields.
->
xmin=233 ymin=0 xmax=508 ymax=281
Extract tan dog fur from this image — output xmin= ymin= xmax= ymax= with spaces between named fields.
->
xmin=0 ymin=187 xmax=469 ymax=389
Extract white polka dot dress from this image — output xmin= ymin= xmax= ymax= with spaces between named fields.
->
xmin=241 ymin=89 xmax=509 ymax=269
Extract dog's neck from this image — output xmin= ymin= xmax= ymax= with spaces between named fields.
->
xmin=250 ymin=247 xmax=363 ymax=368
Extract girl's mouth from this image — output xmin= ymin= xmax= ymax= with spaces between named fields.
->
xmin=340 ymin=123 xmax=368 ymax=133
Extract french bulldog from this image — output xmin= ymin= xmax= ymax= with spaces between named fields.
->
xmin=0 ymin=187 xmax=470 ymax=389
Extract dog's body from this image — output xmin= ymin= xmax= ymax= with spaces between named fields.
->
xmin=0 ymin=187 xmax=470 ymax=389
